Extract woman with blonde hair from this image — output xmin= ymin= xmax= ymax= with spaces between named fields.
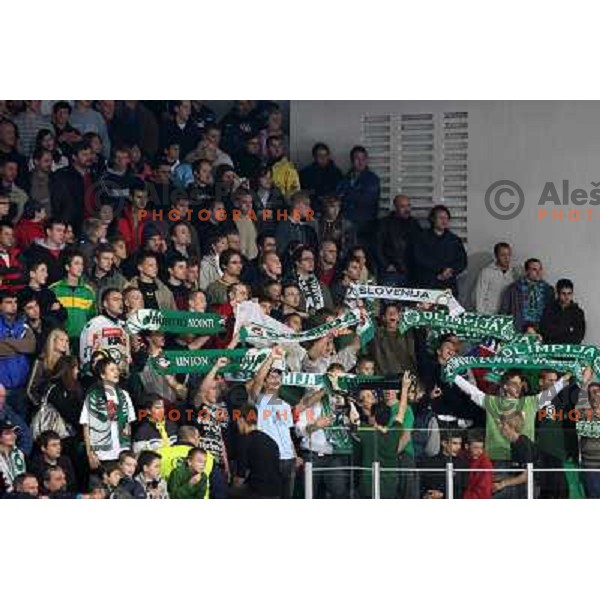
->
xmin=26 ymin=328 xmax=70 ymax=408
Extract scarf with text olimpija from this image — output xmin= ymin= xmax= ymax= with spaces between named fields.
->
xmin=481 ymin=339 xmax=600 ymax=384
xmin=498 ymin=340 xmax=600 ymax=374
xmin=125 ymin=309 xmax=225 ymax=335
xmin=398 ymin=309 xmax=519 ymax=342
xmin=442 ymin=355 xmax=584 ymax=384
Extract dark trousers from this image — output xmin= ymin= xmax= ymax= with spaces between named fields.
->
xmin=492 ymin=461 xmax=528 ymax=499
xmin=280 ymin=459 xmax=296 ymax=499
xmin=397 ymin=454 xmax=420 ymax=499
xmin=583 ymin=471 xmax=600 ymax=499
xmin=303 ymin=453 xmax=350 ymax=499
xmin=538 ymin=452 xmax=567 ymax=499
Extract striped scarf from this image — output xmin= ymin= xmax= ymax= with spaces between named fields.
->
xmin=297 ymin=273 xmax=325 ymax=312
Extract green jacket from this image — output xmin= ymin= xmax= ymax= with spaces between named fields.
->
xmin=49 ymin=278 xmax=96 ymax=339
xmin=167 ymin=452 xmax=214 ymax=499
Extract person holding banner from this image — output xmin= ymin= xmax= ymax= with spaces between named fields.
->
xmin=453 ymin=368 xmax=570 ymax=497
xmin=193 ymin=356 xmax=231 ymax=481
xmin=247 ymin=345 xmax=300 ymax=499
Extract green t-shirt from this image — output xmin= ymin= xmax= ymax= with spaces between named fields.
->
xmin=388 ymin=403 xmax=414 ymax=457
xmin=484 ymin=394 xmax=538 ymax=461
xmin=358 ymin=422 xmax=404 ymax=468
xmin=357 ymin=422 xmax=403 ymax=499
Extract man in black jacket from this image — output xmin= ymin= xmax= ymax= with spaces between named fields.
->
xmin=159 ymin=101 xmax=202 ymax=158
xmin=300 ymin=142 xmax=343 ymax=215
xmin=539 ymin=278 xmax=586 ymax=344
xmin=50 ymin=141 xmax=94 ymax=235
xmin=232 ymin=403 xmax=281 ymax=499
xmin=419 ymin=334 xmax=486 ymax=429
xmin=29 ymin=431 xmax=77 ymax=493
xmin=413 ymin=204 xmax=467 ymax=297
xmin=375 ymin=194 xmax=422 ymax=286
xmin=420 ymin=430 xmax=468 ymax=499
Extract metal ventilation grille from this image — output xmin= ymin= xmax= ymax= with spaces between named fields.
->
xmin=398 ymin=113 xmax=436 ymax=226
xmin=361 ymin=110 xmax=469 ymax=245
xmin=442 ymin=111 xmax=468 ymax=243
xmin=360 ymin=114 xmax=393 ymax=214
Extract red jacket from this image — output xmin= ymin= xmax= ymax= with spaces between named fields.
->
xmin=0 ymin=246 xmax=26 ymax=292
xmin=209 ymin=303 xmax=234 ymax=349
xmin=117 ymin=205 xmax=152 ymax=254
xmin=463 ymin=453 xmax=494 ymax=499
xmin=14 ymin=219 xmax=45 ymax=251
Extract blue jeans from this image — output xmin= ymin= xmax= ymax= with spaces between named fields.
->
xmin=583 ymin=471 xmax=600 ymax=498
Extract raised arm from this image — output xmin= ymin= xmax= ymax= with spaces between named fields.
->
xmin=247 ymin=346 xmax=284 ymax=402
xmin=395 ymin=371 xmax=412 ymax=425
xmin=296 ymin=388 xmax=326 ymax=413
xmin=199 ymin=356 xmax=229 ymax=399
xmin=453 ymin=374 xmax=486 ymax=408
xmin=536 ymin=373 xmax=570 ymax=409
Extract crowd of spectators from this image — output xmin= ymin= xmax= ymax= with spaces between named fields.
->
xmin=0 ymin=100 xmax=593 ymax=499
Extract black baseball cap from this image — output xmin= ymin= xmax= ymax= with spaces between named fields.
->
xmin=0 ymin=420 xmax=20 ymax=433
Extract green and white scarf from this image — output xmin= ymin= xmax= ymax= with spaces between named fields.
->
xmin=499 ymin=341 xmax=600 ymax=374
xmin=399 ymin=309 xmax=518 ymax=342
xmin=577 ymin=418 xmax=600 ymax=438
xmin=225 ymin=371 xmax=387 ymax=390
xmin=239 ymin=308 xmax=363 ymax=344
xmin=321 ymin=392 xmax=354 ymax=455
xmin=297 ymin=273 xmax=325 ymax=312
xmin=345 ymin=284 xmax=465 ymax=317
xmin=86 ymin=383 xmax=131 ymax=452
xmin=442 ymin=355 xmax=583 ymax=384
xmin=150 ymin=348 xmax=274 ymax=375
xmin=125 ymin=309 xmax=225 ymax=335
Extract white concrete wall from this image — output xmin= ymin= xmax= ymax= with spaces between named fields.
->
xmin=290 ymin=101 xmax=600 ymax=342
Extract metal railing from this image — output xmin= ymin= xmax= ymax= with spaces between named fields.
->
xmin=303 ymin=462 xmax=600 ymax=499
xmin=299 ymin=424 xmax=597 ymax=498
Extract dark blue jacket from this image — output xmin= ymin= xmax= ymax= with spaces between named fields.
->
xmin=0 ymin=316 xmax=32 ymax=390
xmin=412 ymin=228 xmax=467 ymax=296
xmin=337 ymin=168 xmax=380 ymax=229
xmin=300 ymin=161 xmax=343 ymax=213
